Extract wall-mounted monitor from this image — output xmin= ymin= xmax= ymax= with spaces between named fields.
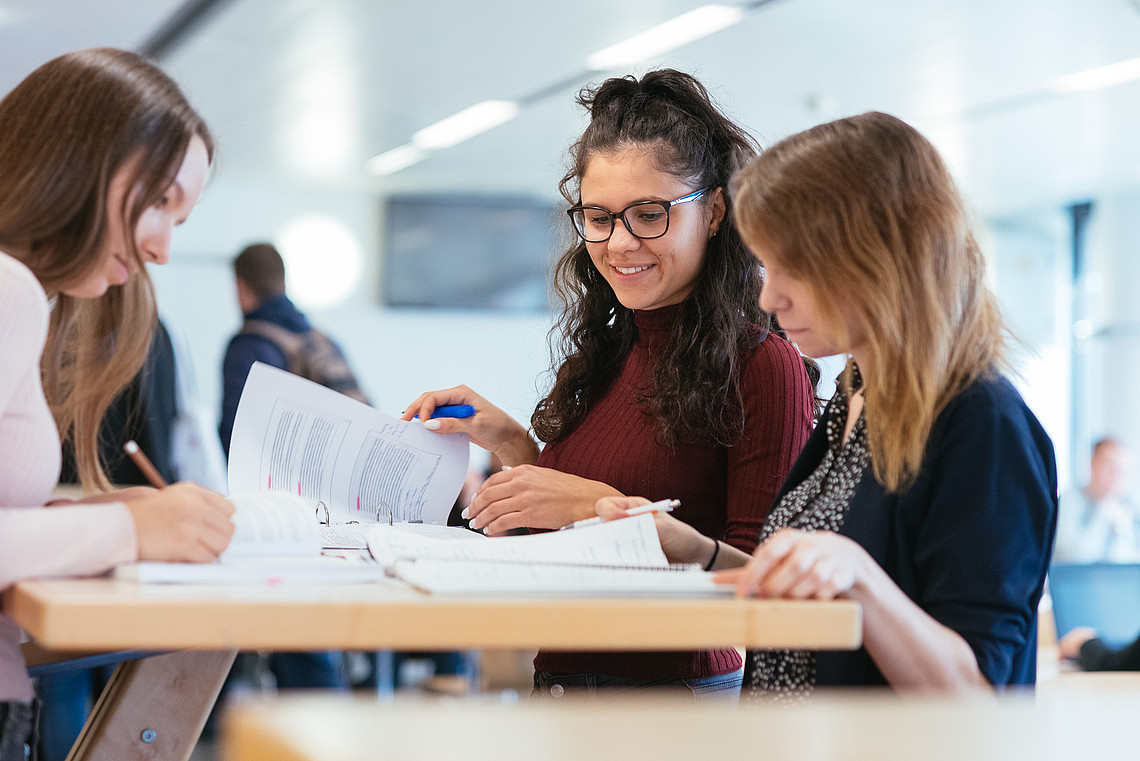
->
xmin=381 ymin=194 xmax=563 ymax=311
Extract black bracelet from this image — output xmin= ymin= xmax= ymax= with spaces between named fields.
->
xmin=703 ymin=539 xmax=721 ymax=571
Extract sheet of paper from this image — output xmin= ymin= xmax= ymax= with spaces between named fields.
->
xmin=225 ymin=492 xmax=322 ymax=559
xmin=114 ymin=554 xmax=386 ymax=585
xmin=367 ymin=513 xmax=669 ymax=568
xmin=389 ymin=559 xmax=732 ymax=597
xmin=228 ymin=362 xmax=469 ymax=525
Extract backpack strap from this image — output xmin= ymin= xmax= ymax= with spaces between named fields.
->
xmin=240 ymin=319 xmax=308 ymax=375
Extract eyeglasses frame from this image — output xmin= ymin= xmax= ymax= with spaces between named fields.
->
xmin=566 ymin=188 xmax=707 ymax=243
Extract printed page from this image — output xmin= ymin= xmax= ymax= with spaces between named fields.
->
xmin=389 ymin=559 xmax=732 ymax=597
xmin=323 ymin=521 xmax=481 ymax=551
xmin=115 ymin=554 xmax=387 ymax=585
xmin=228 ymin=362 xmax=469 ymax=525
xmin=367 ymin=513 xmax=670 ymax=568
xmin=224 ymin=492 xmax=323 ymax=559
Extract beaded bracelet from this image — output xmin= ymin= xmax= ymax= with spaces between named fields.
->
xmin=703 ymin=539 xmax=721 ymax=571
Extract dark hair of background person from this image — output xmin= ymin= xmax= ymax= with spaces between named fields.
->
xmin=0 ymin=47 xmax=214 ymax=492
xmin=732 ymin=111 xmax=1006 ymax=491
xmin=233 ymin=242 xmax=287 ymax=300
xmin=532 ymin=68 xmax=820 ymax=448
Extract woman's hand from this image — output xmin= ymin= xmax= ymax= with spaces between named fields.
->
xmin=1058 ymin=626 xmax=1098 ymax=660
xmin=723 ymin=527 xmax=990 ymax=691
xmin=725 ymin=528 xmax=867 ymax=600
xmin=124 ymin=482 xmax=236 ymax=563
xmin=464 ymin=465 xmax=621 ymax=534
xmin=402 ymin=385 xmax=538 ymax=466
xmin=595 ymin=496 xmax=749 ymax=569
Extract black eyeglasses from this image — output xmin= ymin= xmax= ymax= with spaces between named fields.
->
xmin=567 ymin=188 xmax=706 ymax=243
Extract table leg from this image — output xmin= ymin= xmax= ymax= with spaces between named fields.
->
xmin=66 ymin=649 xmax=236 ymax=761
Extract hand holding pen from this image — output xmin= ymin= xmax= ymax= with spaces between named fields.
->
xmin=560 ymin=498 xmax=680 ymax=530
xmin=401 ymin=384 xmax=539 ymax=466
xmin=119 ymin=440 xmax=237 ymax=562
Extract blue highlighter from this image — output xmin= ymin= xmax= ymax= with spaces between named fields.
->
xmin=415 ymin=404 xmax=475 ymax=420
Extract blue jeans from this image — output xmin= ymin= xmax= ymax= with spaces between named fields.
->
xmin=532 ymin=667 xmax=742 ymax=701
xmin=266 ymin=652 xmax=347 ymax=689
xmin=0 ymin=700 xmax=39 ymax=761
xmin=35 ymin=667 xmax=111 ymax=761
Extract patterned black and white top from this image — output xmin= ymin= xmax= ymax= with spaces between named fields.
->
xmin=745 ymin=364 xmax=871 ymax=701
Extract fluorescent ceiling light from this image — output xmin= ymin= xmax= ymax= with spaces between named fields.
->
xmin=1053 ymin=56 xmax=1140 ymax=93
xmin=586 ymin=4 xmax=745 ymax=70
xmin=412 ymin=100 xmax=520 ymax=150
xmin=366 ymin=144 xmax=426 ymax=176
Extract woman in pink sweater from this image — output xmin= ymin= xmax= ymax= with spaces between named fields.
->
xmin=0 ymin=49 xmax=235 ymax=757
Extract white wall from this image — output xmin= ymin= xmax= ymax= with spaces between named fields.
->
xmin=1079 ymin=193 xmax=1140 ymax=492
xmin=153 ymin=176 xmax=556 ymax=472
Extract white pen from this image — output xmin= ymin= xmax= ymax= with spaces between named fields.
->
xmin=559 ymin=498 xmax=680 ymax=531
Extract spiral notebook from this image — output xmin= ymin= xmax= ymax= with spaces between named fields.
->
xmin=368 ymin=513 xmax=732 ymax=597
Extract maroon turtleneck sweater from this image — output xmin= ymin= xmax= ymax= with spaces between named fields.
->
xmin=533 ymin=304 xmax=815 ymax=679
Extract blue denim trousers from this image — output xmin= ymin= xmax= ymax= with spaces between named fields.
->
xmin=0 ymin=700 xmax=39 ymax=761
xmin=532 ymin=667 xmax=742 ymax=701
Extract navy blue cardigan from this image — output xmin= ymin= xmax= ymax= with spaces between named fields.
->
xmin=774 ymin=373 xmax=1058 ymax=688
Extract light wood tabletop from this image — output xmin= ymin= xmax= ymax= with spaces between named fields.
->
xmin=6 ymin=577 xmax=862 ymax=761
xmin=6 ymin=577 xmax=863 ymax=652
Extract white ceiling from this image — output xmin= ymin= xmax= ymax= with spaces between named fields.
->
xmin=4 ymin=0 xmax=1140 ymax=217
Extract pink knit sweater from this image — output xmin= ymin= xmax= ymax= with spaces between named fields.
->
xmin=0 ymin=251 xmax=136 ymax=701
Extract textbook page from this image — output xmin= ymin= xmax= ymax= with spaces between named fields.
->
xmin=389 ymin=559 xmax=732 ymax=597
xmin=228 ymin=362 xmax=469 ymax=526
xmin=368 ymin=513 xmax=670 ymax=568
xmin=115 ymin=493 xmax=387 ymax=584
xmin=368 ymin=514 xmax=729 ymax=597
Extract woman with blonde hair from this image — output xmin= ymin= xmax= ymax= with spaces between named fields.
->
xmin=602 ymin=111 xmax=1057 ymax=695
xmin=0 ymin=48 xmax=235 ymax=756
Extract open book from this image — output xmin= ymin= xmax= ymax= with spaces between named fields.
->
xmin=114 ymin=492 xmax=391 ymax=583
xmin=116 ymin=363 xmax=471 ymax=582
xmin=228 ymin=362 xmax=470 ymax=548
xmin=368 ymin=514 xmax=732 ymax=597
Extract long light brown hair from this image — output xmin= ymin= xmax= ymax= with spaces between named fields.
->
xmin=732 ymin=111 xmax=1006 ymax=491
xmin=0 ymin=48 xmax=214 ymax=491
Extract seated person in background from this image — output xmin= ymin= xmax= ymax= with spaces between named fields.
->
xmin=405 ymin=69 xmax=818 ymax=698
xmin=1059 ymin=626 xmax=1140 ymax=671
xmin=1054 ymin=437 xmax=1140 ymax=562
xmin=601 ymin=111 xmax=1058 ymax=697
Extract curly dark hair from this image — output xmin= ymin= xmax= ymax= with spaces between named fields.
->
xmin=531 ymin=69 xmax=818 ymax=447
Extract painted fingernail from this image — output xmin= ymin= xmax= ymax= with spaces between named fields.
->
xmin=424 ymin=419 xmax=441 ymax=430
xmin=461 ymin=507 xmax=470 ymax=519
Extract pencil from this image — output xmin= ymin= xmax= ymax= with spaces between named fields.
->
xmin=123 ymin=440 xmax=168 ymax=488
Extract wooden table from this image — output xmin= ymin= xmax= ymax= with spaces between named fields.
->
xmin=6 ymin=577 xmax=861 ymax=760
xmin=221 ymin=683 xmax=1140 ymax=761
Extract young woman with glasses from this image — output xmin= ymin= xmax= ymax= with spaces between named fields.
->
xmin=404 ymin=69 xmax=817 ymax=698
xmin=0 ymin=49 xmax=235 ymax=757
xmin=601 ymin=111 xmax=1057 ymax=697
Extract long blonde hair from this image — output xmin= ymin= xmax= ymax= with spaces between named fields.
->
xmin=0 ymin=49 xmax=214 ymax=491
xmin=732 ymin=111 xmax=1005 ymax=491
